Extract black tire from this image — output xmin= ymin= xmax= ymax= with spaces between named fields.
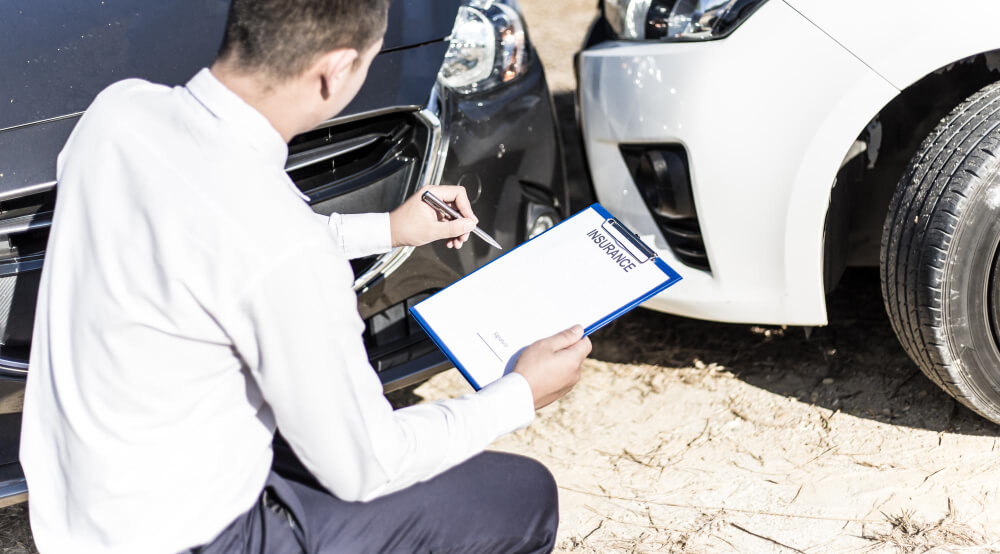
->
xmin=881 ymin=80 xmax=1000 ymax=423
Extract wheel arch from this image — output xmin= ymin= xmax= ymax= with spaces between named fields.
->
xmin=793 ymin=49 xmax=1000 ymax=322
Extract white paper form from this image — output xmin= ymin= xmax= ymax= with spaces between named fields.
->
xmin=410 ymin=204 xmax=682 ymax=389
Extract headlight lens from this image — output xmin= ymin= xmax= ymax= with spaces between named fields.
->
xmin=605 ymin=0 xmax=768 ymax=41
xmin=438 ymin=0 xmax=530 ymax=94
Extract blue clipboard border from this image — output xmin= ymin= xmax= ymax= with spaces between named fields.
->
xmin=409 ymin=203 xmax=683 ymax=391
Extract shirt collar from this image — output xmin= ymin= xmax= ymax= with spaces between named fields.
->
xmin=185 ymin=68 xmax=289 ymax=170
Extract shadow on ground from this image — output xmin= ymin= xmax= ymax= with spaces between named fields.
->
xmin=589 ymin=267 xmax=1000 ymax=436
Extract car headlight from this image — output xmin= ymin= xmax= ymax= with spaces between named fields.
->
xmin=438 ymin=0 xmax=530 ymax=94
xmin=605 ymin=0 xmax=769 ymax=41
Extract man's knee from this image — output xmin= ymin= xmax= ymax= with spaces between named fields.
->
xmin=483 ymin=452 xmax=559 ymax=550
xmin=518 ymin=455 xmax=558 ymax=515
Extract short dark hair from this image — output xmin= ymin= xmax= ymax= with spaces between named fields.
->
xmin=218 ymin=0 xmax=390 ymax=81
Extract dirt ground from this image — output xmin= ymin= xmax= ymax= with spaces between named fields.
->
xmin=4 ymin=2 xmax=1000 ymax=553
xmin=417 ymin=266 xmax=1000 ymax=553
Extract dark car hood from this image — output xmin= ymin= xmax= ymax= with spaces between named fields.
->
xmin=0 ymin=0 xmax=460 ymax=131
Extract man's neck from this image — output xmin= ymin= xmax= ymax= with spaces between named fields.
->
xmin=209 ymin=64 xmax=303 ymax=143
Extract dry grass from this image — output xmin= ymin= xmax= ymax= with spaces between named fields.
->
xmin=862 ymin=504 xmax=997 ymax=553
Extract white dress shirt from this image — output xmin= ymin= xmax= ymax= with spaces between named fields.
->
xmin=19 ymin=68 xmax=535 ymax=554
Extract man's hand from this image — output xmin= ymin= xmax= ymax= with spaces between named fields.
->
xmin=514 ymin=325 xmax=592 ymax=410
xmin=390 ymin=185 xmax=478 ymax=249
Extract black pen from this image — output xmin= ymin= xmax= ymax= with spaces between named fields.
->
xmin=421 ymin=190 xmax=502 ymax=250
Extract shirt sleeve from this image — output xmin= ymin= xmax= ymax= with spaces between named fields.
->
xmin=231 ymin=236 xmax=535 ymax=502
xmin=316 ymin=212 xmax=393 ymax=260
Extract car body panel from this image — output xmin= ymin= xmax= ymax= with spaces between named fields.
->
xmin=578 ymin=0 xmax=897 ymax=325
xmin=0 ymin=0 xmax=460 ymax=131
xmin=0 ymin=41 xmax=450 ymax=197
xmin=784 ymin=0 xmax=1000 ymax=90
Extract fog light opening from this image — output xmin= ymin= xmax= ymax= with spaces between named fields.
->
xmin=620 ymin=143 xmax=711 ymax=272
xmin=527 ymin=213 xmax=557 ymax=240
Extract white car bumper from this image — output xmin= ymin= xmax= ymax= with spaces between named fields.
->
xmin=578 ymin=0 xmax=897 ymax=325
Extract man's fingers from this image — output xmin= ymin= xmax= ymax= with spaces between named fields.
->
xmin=451 ymin=187 xmax=475 ymax=222
xmin=443 ymin=218 xmax=476 ymax=239
xmin=424 ymin=185 xmax=477 ymax=223
xmin=543 ymin=325 xmax=585 ymax=351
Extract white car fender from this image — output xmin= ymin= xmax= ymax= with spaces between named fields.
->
xmin=782 ymin=64 xmax=896 ymax=324
xmin=784 ymin=0 xmax=1000 ymax=91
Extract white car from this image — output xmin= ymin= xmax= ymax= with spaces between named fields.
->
xmin=577 ymin=0 xmax=1000 ymax=422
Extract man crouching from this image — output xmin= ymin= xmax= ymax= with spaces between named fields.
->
xmin=19 ymin=1 xmax=590 ymax=552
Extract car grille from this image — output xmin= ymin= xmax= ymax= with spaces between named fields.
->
xmin=0 ymin=188 xmax=54 ymax=275
xmin=287 ymin=111 xmax=429 ymax=278
xmin=0 ymin=187 xmax=55 ymax=370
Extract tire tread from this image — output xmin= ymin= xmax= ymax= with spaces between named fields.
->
xmin=881 ymin=80 xmax=1000 ymax=421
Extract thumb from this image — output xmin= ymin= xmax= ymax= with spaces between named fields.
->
xmin=544 ymin=325 xmax=585 ymax=351
xmin=441 ymin=218 xmax=476 ymax=239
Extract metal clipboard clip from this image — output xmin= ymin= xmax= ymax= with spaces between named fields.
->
xmin=600 ymin=218 xmax=657 ymax=264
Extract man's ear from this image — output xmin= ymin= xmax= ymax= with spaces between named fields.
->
xmin=314 ymin=48 xmax=360 ymax=100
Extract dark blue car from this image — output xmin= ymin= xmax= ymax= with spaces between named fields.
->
xmin=0 ymin=0 xmax=569 ymax=507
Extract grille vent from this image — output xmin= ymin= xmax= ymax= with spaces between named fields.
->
xmin=286 ymin=112 xmax=425 ymax=212
xmin=0 ymin=186 xmax=55 ymax=370
xmin=287 ymin=112 xmax=427 ymax=280
xmin=620 ymin=145 xmax=711 ymax=272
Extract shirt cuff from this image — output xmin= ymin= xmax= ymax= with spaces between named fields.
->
xmin=327 ymin=212 xmax=393 ymax=260
xmin=475 ymin=373 xmax=536 ymax=434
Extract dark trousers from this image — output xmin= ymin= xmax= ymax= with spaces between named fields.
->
xmin=188 ymin=451 xmax=559 ymax=554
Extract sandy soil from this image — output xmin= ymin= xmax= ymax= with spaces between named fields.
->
xmin=4 ymin=2 xmax=1000 ymax=553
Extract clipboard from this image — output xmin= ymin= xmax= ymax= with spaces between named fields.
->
xmin=409 ymin=204 xmax=682 ymax=390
